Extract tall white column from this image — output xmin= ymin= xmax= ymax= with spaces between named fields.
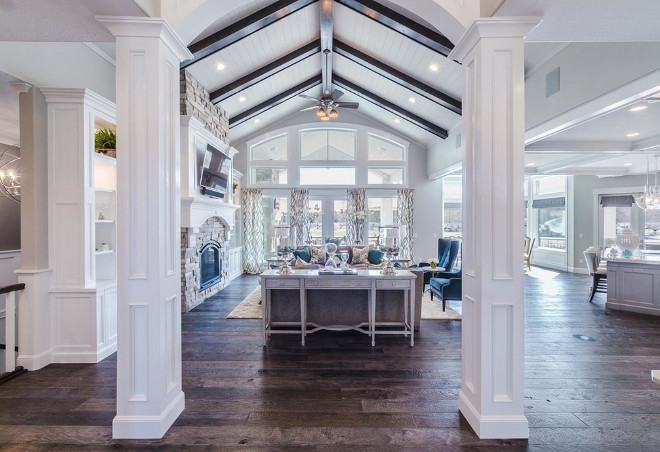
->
xmin=98 ymin=17 xmax=192 ymax=439
xmin=12 ymin=83 xmax=53 ymax=371
xmin=449 ymin=18 xmax=539 ymax=439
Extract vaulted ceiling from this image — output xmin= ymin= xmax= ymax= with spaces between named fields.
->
xmin=180 ymin=0 xmax=463 ymax=146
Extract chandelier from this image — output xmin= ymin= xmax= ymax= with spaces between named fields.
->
xmin=0 ymin=145 xmax=20 ymax=203
xmin=634 ymin=155 xmax=660 ymax=210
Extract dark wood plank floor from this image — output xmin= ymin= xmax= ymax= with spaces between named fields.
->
xmin=1 ymin=268 xmax=660 ymax=451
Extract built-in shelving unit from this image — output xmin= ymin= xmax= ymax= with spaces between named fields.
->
xmin=42 ymin=88 xmax=118 ymax=364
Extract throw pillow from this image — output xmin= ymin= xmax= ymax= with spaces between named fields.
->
xmin=351 ymin=246 xmax=369 ymax=264
xmin=292 ymin=246 xmax=311 ymax=263
xmin=368 ymin=248 xmax=384 ymax=265
xmin=310 ymin=246 xmax=326 ymax=264
xmin=293 ymin=257 xmax=308 ymax=268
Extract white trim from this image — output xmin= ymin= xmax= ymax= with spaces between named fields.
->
xmin=50 ymin=343 xmax=116 ymax=364
xmin=459 ymin=392 xmax=529 ymax=439
xmin=17 ymin=349 xmax=52 ymax=371
xmin=112 ymin=391 xmax=185 ymax=439
xmin=568 ymin=266 xmax=590 ymax=275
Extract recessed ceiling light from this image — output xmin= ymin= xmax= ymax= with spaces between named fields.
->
xmin=216 ymin=63 xmax=226 ymax=71
xmin=627 ymin=132 xmax=640 ymax=137
xmin=394 ymin=117 xmax=400 ymax=123
xmin=408 ymin=97 xmax=416 ymax=103
xmin=429 ymin=64 xmax=439 ymax=72
xmin=254 ymin=117 xmax=261 ymax=123
xmin=239 ymin=96 xmax=246 ymax=103
xmin=624 ymin=162 xmax=633 ymax=166
xmin=629 ymin=105 xmax=648 ymax=112
xmin=526 ymin=163 xmax=535 ymax=167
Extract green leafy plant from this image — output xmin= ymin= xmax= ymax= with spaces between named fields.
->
xmin=95 ymin=128 xmax=116 ymax=150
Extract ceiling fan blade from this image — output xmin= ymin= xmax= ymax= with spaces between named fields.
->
xmin=336 ymin=102 xmax=359 ymax=109
xmin=300 ymin=106 xmax=319 ymax=111
xmin=330 ymin=89 xmax=344 ymax=100
xmin=299 ymin=94 xmax=319 ymax=101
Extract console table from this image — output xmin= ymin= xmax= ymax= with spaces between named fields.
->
xmin=260 ymin=268 xmax=417 ymax=347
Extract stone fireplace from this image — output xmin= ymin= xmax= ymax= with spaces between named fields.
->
xmin=181 ymin=217 xmax=230 ymax=312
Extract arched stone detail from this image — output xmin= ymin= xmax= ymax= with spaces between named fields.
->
xmin=181 ymin=215 xmax=229 ymax=312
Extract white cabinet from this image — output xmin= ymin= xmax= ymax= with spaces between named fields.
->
xmin=43 ymin=88 xmax=117 ymax=363
xmin=607 ymin=259 xmax=660 ymax=315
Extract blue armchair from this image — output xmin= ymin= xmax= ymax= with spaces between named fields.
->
xmin=429 ymin=272 xmax=462 ymax=311
xmin=417 ymin=239 xmax=461 ymax=288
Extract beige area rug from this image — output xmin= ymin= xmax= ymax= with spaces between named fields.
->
xmin=227 ymin=287 xmax=461 ymax=320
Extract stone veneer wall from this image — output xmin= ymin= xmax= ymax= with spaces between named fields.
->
xmin=181 ymin=217 xmax=228 ymax=312
xmin=180 ymin=70 xmax=229 ymax=142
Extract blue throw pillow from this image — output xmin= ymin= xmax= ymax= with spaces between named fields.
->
xmin=292 ymin=246 xmax=311 ymax=263
xmin=368 ymin=248 xmax=384 ymax=265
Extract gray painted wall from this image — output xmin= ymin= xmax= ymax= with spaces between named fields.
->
xmin=0 ymin=144 xmax=20 ymax=251
xmin=572 ymin=174 xmax=646 ymax=271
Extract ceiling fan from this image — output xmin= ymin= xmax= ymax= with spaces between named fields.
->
xmin=299 ymin=86 xmax=359 ymax=120
xmin=299 ymin=42 xmax=359 ymax=120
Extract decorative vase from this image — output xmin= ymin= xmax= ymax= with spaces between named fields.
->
xmin=430 ymin=263 xmax=437 ymax=268
xmin=615 ymin=226 xmax=640 ymax=258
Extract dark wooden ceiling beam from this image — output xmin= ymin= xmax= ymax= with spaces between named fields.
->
xmin=333 ymin=75 xmax=448 ymax=139
xmin=334 ymin=0 xmax=453 ymax=56
xmin=333 ymin=40 xmax=461 ymax=115
xmin=182 ymin=0 xmax=319 ymax=69
xmin=229 ymin=75 xmax=322 ymax=128
xmin=210 ymin=40 xmax=321 ymax=104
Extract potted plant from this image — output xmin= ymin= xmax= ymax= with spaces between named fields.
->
xmin=95 ymin=128 xmax=116 ymax=157
xmin=428 ymin=257 xmax=439 ymax=268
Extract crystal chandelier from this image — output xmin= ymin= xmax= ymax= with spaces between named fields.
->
xmin=634 ymin=155 xmax=660 ymax=210
xmin=0 ymin=145 xmax=20 ymax=203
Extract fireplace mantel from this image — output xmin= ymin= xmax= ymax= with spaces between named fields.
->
xmin=181 ymin=196 xmax=239 ymax=230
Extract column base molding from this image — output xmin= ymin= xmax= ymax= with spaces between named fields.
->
xmin=459 ymin=391 xmax=529 ymax=439
xmin=112 ymin=391 xmax=185 ymax=439
xmin=16 ymin=349 xmax=51 ymax=371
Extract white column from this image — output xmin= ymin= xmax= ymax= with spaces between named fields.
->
xmin=12 ymin=83 xmax=54 ymax=371
xmin=97 ymin=17 xmax=192 ymax=439
xmin=449 ymin=18 xmax=539 ymax=439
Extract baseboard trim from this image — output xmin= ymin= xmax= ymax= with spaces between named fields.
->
xmin=17 ymin=349 xmax=52 ymax=371
xmin=51 ymin=342 xmax=117 ymax=363
xmin=112 ymin=391 xmax=185 ymax=439
xmin=568 ymin=266 xmax=589 ymax=275
xmin=459 ymin=391 xmax=529 ymax=439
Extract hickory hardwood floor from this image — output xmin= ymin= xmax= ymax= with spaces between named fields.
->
xmin=1 ymin=267 xmax=660 ymax=451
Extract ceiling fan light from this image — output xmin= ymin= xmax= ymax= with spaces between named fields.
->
xmin=316 ymin=107 xmax=326 ymax=117
xmin=329 ymin=109 xmax=338 ymax=118
xmin=320 ymin=115 xmax=330 ymax=121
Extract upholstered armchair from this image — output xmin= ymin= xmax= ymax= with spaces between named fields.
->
xmin=417 ymin=238 xmax=461 ymax=287
xmin=429 ymin=272 xmax=462 ymax=311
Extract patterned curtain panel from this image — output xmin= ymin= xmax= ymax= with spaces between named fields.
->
xmin=242 ymin=188 xmax=264 ymax=274
xmin=290 ymin=188 xmax=309 ymax=245
xmin=397 ymin=188 xmax=415 ymax=262
xmin=346 ymin=188 xmax=366 ymax=244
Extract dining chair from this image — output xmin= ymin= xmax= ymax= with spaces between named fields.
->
xmin=584 ymin=250 xmax=607 ymax=302
xmin=524 ymin=236 xmax=535 ymax=271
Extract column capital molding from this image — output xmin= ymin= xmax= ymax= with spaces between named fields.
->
xmin=96 ymin=16 xmax=192 ymax=62
xmin=449 ymin=17 xmax=541 ymax=63
xmin=9 ymin=82 xmax=32 ymax=94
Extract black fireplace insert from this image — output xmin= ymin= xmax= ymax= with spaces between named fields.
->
xmin=199 ymin=240 xmax=222 ymax=290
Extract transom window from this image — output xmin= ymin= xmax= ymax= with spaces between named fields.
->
xmin=251 ymin=134 xmax=287 ymax=161
xmin=300 ymin=129 xmax=356 ymax=160
xmin=368 ymin=168 xmax=403 ymax=185
xmin=368 ymin=134 xmax=405 ymax=160
xmin=300 ymin=167 xmax=356 ymax=185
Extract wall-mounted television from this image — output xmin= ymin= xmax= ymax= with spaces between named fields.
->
xmin=199 ymin=144 xmax=231 ymax=198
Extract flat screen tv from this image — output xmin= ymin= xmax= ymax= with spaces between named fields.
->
xmin=199 ymin=144 xmax=231 ymax=198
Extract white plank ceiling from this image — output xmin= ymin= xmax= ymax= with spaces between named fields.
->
xmin=186 ymin=0 xmax=461 ymax=148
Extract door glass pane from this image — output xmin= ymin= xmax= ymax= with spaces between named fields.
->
xmin=334 ymin=200 xmax=348 ymax=243
xmin=443 ymin=176 xmax=462 ymax=238
xmin=603 ymin=206 xmax=631 ymax=252
xmin=645 ymin=209 xmax=660 ymax=247
xmin=307 ymin=200 xmax=323 ymax=245
xmin=262 ymin=196 xmax=289 ymax=256
xmin=367 ymin=197 xmax=398 ymax=246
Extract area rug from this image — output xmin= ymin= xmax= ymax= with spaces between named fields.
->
xmin=227 ymin=287 xmax=461 ymax=320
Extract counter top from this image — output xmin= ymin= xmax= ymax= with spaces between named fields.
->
xmin=606 ymin=257 xmax=660 ymax=265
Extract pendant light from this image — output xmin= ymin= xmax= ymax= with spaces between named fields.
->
xmin=635 ymin=154 xmax=653 ymax=210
